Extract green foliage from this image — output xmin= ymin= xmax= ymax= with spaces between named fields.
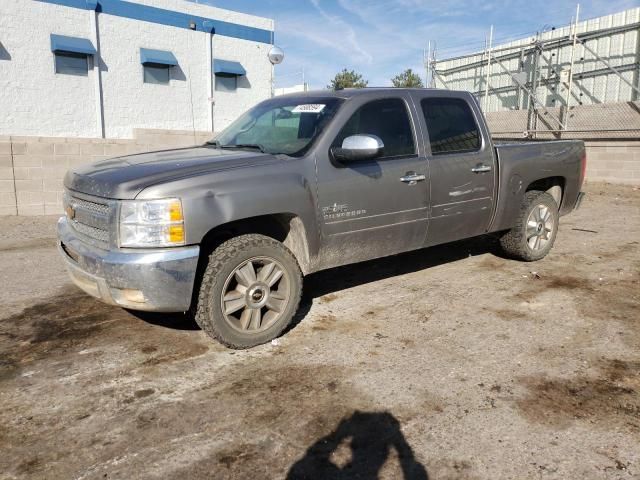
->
xmin=391 ymin=69 xmax=424 ymax=88
xmin=327 ymin=69 xmax=369 ymax=90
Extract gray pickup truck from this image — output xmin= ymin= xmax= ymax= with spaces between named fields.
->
xmin=58 ymin=88 xmax=586 ymax=348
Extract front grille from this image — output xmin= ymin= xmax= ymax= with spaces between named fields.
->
xmin=69 ymin=220 xmax=110 ymax=243
xmin=69 ymin=196 xmax=109 ymax=217
xmin=65 ymin=191 xmax=113 ymax=247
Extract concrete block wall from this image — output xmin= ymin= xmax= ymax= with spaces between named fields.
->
xmin=1 ymin=133 xmax=638 ymax=217
xmin=0 ymin=130 xmax=211 ymax=216
xmin=486 ymin=100 xmax=640 ymax=185
xmin=584 ymin=141 xmax=640 ymax=185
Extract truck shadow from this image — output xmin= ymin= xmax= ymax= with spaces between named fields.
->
xmin=132 ymin=234 xmax=502 ymax=332
xmin=128 ymin=310 xmax=200 ymax=331
xmin=299 ymin=233 xmax=501 ymax=310
xmin=286 ymin=410 xmax=428 ymax=479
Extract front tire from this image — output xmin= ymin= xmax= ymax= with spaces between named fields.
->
xmin=195 ymin=234 xmax=303 ymax=349
xmin=499 ymin=190 xmax=559 ymax=261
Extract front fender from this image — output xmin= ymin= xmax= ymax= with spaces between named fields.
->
xmin=136 ymin=162 xmax=320 ymax=258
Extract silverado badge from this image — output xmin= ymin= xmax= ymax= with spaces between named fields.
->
xmin=322 ymin=203 xmax=367 ymax=221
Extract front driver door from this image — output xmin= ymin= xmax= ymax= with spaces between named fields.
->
xmin=314 ymin=95 xmax=429 ymax=269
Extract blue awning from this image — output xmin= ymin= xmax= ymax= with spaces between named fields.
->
xmin=140 ymin=48 xmax=178 ymax=67
xmin=214 ymin=59 xmax=246 ymax=76
xmin=50 ymin=34 xmax=96 ymax=55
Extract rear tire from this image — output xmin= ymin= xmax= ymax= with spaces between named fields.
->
xmin=195 ymin=234 xmax=302 ymax=349
xmin=500 ymin=190 xmax=559 ymax=261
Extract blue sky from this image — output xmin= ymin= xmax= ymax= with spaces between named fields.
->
xmin=205 ymin=0 xmax=638 ymax=89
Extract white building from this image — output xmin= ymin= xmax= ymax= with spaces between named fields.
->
xmin=0 ymin=0 xmax=275 ymax=139
xmin=274 ymin=83 xmax=308 ymax=96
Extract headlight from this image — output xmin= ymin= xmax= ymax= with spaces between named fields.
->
xmin=119 ymin=198 xmax=185 ymax=247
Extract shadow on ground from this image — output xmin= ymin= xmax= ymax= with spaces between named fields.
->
xmin=130 ymin=234 xmax=502 ymax=335
xmin=129 ymin=310 xmax=200 ymax=331
xmin=304 ymin=234 xmax=500 ymax=299
xmin=287 ymin=410 xmax=428 ymax=479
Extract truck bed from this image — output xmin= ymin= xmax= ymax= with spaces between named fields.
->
xmin=489 ymin=139 xmax=585 ymax=232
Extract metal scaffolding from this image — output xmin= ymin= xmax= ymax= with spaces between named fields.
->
xmin=426 ymin=6 xmax=640 ymax=138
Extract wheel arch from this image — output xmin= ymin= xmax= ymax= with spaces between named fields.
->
xmin=198 ymin=213 xmax=312 ymax=274
xmin=525 ymin=176 xmax=565 ymax=207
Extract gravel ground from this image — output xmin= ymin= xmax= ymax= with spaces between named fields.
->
xmin=0 ymin=182 xmax=638 ymax=480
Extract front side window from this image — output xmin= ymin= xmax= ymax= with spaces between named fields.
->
xmin=332 ymin=98 xmax=415 ymax=158
xmin=55 ymin=53 xmax=88 ymax=76
xmin=421 ymin=98 xmax=481 ymax=155
xmin=143 ymin=65 xmax=170 ymax=85
xmin=212 ymin=97 xmax=344 ymax=157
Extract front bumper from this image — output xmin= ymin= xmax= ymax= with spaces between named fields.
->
xmin=57 ymin=217 xmax=200 ymax=312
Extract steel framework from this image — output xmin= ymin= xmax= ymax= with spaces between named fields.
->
xmin=426 ymin=7 xmax=640 ymax=137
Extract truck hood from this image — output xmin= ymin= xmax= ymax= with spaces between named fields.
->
xmin=64 ymin=146 xmax=280 ymax=199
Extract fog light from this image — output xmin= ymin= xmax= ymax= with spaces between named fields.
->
xmin=111 ymin=288 xmax=146 ymax=305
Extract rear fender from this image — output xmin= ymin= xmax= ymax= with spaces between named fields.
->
xmin=489 ymin=140 xmax=584 ymax=232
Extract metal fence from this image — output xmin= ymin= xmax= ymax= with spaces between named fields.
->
xmin=427 ymin=7 xmax=640 ymax=137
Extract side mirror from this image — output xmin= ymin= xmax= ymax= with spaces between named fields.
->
xmin=331 ymin=134 xmax=384 ymax=163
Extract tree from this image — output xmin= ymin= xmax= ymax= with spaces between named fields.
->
xmin=391 ymin=69 xmax=424 ymax=88
xmin=327 ymin=69 xmax=368 ymax=90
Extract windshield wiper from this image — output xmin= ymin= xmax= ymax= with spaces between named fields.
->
xmin=220 ymin=143 xmax=266 ymax=153
xmin=204 ymin=141 xmax=266 ymax=153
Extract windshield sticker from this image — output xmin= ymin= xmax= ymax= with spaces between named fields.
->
xmin=292 ymin=104 xmax=326 ymax=114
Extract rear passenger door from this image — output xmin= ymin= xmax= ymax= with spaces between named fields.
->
xmin=314 ymin=95 xmax=429 ymax=268
xmin=412 ymin=93 xmax=496 ymax=247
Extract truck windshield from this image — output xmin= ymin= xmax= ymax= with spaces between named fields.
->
xmin=209 ymin=97 xmax=344 ymax=157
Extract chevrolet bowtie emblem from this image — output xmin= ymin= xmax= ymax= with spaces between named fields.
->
xmin=66 ymin=204 xmax=76 ymax=220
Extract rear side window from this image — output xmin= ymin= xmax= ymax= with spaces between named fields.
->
xmin=333 ymin=98 xmax=415 ymax=158
xmin=421 ymin=98 xmax=480 ymax=155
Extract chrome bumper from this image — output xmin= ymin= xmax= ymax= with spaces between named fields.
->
xmin=57 ymin=217 xmax=200 ymax=312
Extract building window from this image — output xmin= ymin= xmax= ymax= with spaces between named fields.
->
xmin=50 ymin=34 xmax=96 ymax=77
xmin=420 ymin=98 xmax=481 ymax=155
xmin=216 ymin=75 xmax=237 ymax=92
xmin=54 ymin=52 xmax=89 ymax=76
xmin=213 ymin=59 xmax=246 ymax=93
xmin=143 ymin=65 xmax=170 ymax=85
xmin=140 ymin=48 xmax=178 ymax=86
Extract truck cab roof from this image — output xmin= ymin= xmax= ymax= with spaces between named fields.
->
xmin=276 ymin=87 xmax=472 ymax=100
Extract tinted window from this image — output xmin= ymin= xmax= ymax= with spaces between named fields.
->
xmin=54 ymin=53 xmax=88 ymax=76
xmin=214 ymin=97 xmax=343 ymax=157
xmin=143 ymin=65 xmax=170 ymax=85
xmin=216 ymin=75 xmax=237 ymax=92
xmin=421 ymin=98 xmax=480 ymax=155
xmin=333 ymin=98 xmax=415 ymax=158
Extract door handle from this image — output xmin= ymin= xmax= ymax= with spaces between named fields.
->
xmin=471 ymin=164 xmax=492 ymax=173
xmin=400 ymin=173 xmax=426 ymax=185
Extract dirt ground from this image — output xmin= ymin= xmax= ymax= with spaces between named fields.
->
xmin=0 ymin=182 xmax=638 ymax=480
